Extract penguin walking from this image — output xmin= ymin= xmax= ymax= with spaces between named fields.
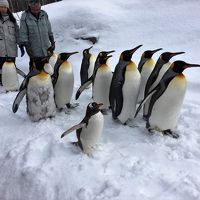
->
xmin=135 ymin=60 xmax=200 ymax=138
xmin=47 ymin=46 xmax=58 ymax=68
xmin=109 ymin=45 xmax=142 ymax=124
xmin=93 ymin=53 xmax=113 ymax=113
xmin=61 ymin=102 xmax=104 ymax=155
xmin=137 ymin=48 xmax=162 ymax=102
xmin=52 ymin=52 xmax=79 ymax=110
xmin=1 ymin=57 xmax=26 ymax=91
xmin=143 ymin=51 xmax=185 ymax=119
xmin=75 ymin=50 xmax=115 ymax=100
xmin=80 ymin=46 xmax=95 ymax=89
xmin=12 ymin=57 xmax=56 ymax=122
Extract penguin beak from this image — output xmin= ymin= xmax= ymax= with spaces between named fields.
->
xmin=169 ymin=51 xmax=185 ymax=59
xmin=184 ymin=63 xmax=200 ymax=69
xmin=130 ymin=45 xmax=143 ymax=55
xmin=150 ymin=48 xmax=162 ymax=55
xmin=68 ymin=52 xmax=79 ymax=56
xmin=87 ymin=46 xmax=93 ymax=51
xmin=106 ymin=50 xmax=115 ymax=54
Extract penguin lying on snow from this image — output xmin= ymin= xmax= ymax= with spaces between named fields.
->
xmin=109 ymin=45 xmax=142 ymax=124
xmin=80 ymin=46 xmax=95 ymax=88
xmin=135 ymin=60 xmax=200 ymax=138
xmin=137 ymin=48 xmax=162 ymax=102
xmin=52 ymin=52 xmax=79 ymax=110
xmin=143 ymin=51 xmax=185 ymax=119
xmin=61 ymin=102 xmax=104 ymax=155
xmin=0 ymin=57 xmax=26 ymax=91
xmin=12 ymin=57 xmax=56 ymax=122
xmin=75 ymin=50 xmax=115 ymax=100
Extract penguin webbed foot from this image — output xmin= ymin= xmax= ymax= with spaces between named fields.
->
xmin=163 ymin=129 xmax=179 ymax=139
xmin=67 ymin=103 xmax=79 ymax=109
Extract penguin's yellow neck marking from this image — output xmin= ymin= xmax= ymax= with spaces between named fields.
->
xmin=177 ymin=74 xmax=185 ymax=79
xmin=61 ymin=61 xmax=71 ymax=69
xmin=145 ymin=59 xmax=154 ymax=67
xmin=38 ymin=70 xmax=49 ymax=79
xmin=127 ymin=61 xmax=136 ymax=71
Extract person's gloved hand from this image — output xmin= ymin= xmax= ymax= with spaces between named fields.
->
xmin=51 ymin=41 xmax=55 ymax=51
xmin=19 ymin=45 xmax=25 ymax=57
xmin=49 ymin=35 xmax=55 ymax=51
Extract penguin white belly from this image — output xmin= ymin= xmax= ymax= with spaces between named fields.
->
xmin=2 ymin=62 xmax=19 ymax=91
xmin=93 ymin=67 xmax=112 ymax=109
xmin=86 ymin=55 xmax=95 ymax=89
xmin=27 ymin=74 xmax=56 ymax=122
xmin=54 ymin=65 xmax=74 ymax=109
xmin=144 ymin=63 xmax=170 ymax=116
xmin=149 ymin=75 xmax=187 ymax=131
xmin=80 ymin=112 xmax=104 ymax=154
xmin=138 ymin=66 xmax=153 ymax=102
xmin=49 ymin=53 xmax=58 ymax=68
xmin=118 ymin=68 xmax=141 ymax=124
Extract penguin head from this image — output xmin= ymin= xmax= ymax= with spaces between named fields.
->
xmin=59 ymin=52 xmax=79 ymax=61
xmin=120 ymin=45 xmax=142 ymax=61
xmin=83 ymin=46 xmax=93 ymax=57
xmin=97 ymin=50 xmax=115 ymax=59
xmin=99 ymin=54 xmax=112 ymax=65
xmin=33 ymin=57 xmax=53 ymax=75
xmin=86 ymin=102 xmax=103 ymax=115
xmin=171 ymin=60 xmax=200 ymax=73
xmin=161 ymin=51 xmax=185 ymax=62
xmin=142 ymin=48 xmax=162 ymax=59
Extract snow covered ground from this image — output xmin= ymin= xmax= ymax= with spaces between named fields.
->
xmin=1 ymin=0 xmax=200 ymax=199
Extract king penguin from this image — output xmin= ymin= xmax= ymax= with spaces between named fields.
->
xmin=137 ymin=48 xmax=162 ymax=102
xmin=93 ymin=53 xmax=113 ymax=113
xmin=143 ymin=51 xmax=185 ymax=119
xmin=12 ymin=57 xmax=56 ymax=122
xmin=1 ymin=57 xmax=26 ymax=92
xmin=109 ymin=45 xmax=142 ymax=124
xmin=75 ymin=50 xmax=115 ymax=100
xmin=80 ymin=46 xmax=95 ymax=89
xmin=52 ymin=52 xmax=79 ymax=110
xmin=135 ymin=60 xmax=200 ymax=138
xmin=61 ymin=102 xmax=104 ymax=155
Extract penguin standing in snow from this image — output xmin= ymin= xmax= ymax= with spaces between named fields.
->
xmin=52 ymin=52 xmax=79 ymax=110
xmin=135 ymin=60 xmax=200 ymax=138
xmin=61 ymin=102 xmax=104 ymax=155
xmin=137 ymin=48 xmax=162 ymax=102
xmin=93 ymin=53 xmax=113 ymax=113
xmin=1 ymin=57 xmax=26 ymax=91
xmin=143 ymin=51 xmax=185 ymax=119
xmin=80 ymin=46 xmax=95 ymax=88
xmin=109 ymin=45 xmax=142 ymax=124
xmin=12 ymin=57 xmax=56 ymax=122
xmin=75 ymin=50 xmax=115 ymax=100
xmin=47 ymin=46 xmax=58 ymax=68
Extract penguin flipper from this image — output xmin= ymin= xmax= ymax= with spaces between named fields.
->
xmin=134 ymin=87 xmax=157 ymax=118
xmin=75 ymin=78 xmax=93 ymax=100
xmin=61 ymin=123 xmax=86 ymax=138
xmin=16 ymin=68 xmax=26 ymax=78
xmin=12 ymin=88 xmax=26 ymax=113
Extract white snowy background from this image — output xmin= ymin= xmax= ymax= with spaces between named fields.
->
xmin=0 ymin=0 xmax=200 ymax=199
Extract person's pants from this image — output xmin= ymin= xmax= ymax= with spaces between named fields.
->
xmin=0 ymin=57 xmax=16 ymax=85
xmin=29 ymin=58 xmax=34 ymax=71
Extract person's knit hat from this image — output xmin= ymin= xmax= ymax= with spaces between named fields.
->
xmin=0 ymin=0 xmax=9 ymax=8
xmin=28 ymin=0 xmax=40 ymax=5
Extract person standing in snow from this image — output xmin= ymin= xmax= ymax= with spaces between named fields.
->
xmin=19 ymin=0 xmax=55 ymax=71
xmin=0 ymin=0 xmax=24 ymax=85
